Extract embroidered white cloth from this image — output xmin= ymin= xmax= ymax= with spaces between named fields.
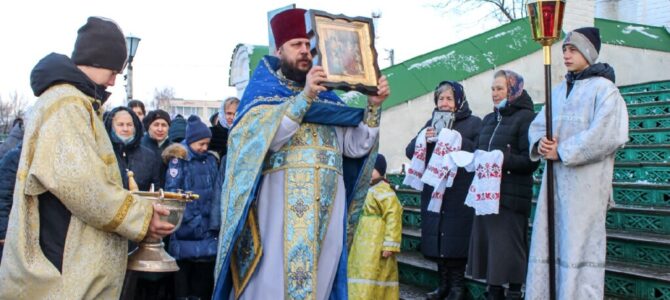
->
xmin=464 ymin=150 xmax=504 ymax=215
xmin=421 ymin=129 xmax=462 ymax=213
xmin=403 ymin=128 xmax=428 ymax=190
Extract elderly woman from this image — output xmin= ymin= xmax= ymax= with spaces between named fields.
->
xmin=405 ymin=81 xmax=482 ymax=300
xmin=466 ymin=70 xmax=540 ymax=300
xmin=104 ymin=106 xmax=162 ymax=191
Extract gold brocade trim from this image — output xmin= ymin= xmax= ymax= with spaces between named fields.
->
xmin=311 ymin=168 xmax=319 ymax=297
xmin=214 ymin=103 xmax=281 ymax=286
xmin=102 ymin=154 xmax=116 ymax=166
xmin=262 ymin=164 xmax=341 ymax=175
xmin=283 ymin=171 xmax=289 ymax=299
xmin=314 ymin=165 xmax=321 ymax=203
xmin=365 ymin=105 xmax=381 ymax=128
xmin=17 ymin=170 xmax=27 ymax=182
xmin=284 ymin=145 xmax=340 ymax=152
xmin=231 ymin=209 xmax=262 ymax=300
xmin=103 ymin=193 xmax=134 ymax=232
xmin=135 ymin=203 xmax=153 ymax=242
xmin=361 ymin=211 xmax=382 ymax=218
xmin=285 ymin=111 xmax=302 ymax=124
xmin=283 ymin=168 xmax=319 ymax=299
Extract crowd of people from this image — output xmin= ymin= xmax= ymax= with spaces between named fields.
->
xmin=0 ymin=8 xmax=628 ymax=300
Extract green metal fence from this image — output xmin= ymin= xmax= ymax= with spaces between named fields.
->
xmin=619 ymin=81 xmax=670 ymax=94
xmin=623 ymin=90 xmax=670 ymax=105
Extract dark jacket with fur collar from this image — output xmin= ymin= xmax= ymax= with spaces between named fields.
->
xmin=162 ymin=143 xmax=220 ymax=260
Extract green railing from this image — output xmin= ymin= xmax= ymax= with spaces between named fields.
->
xmin=533 ymin=162 xmax=670 ymax=184
xmin=605 ymin=272 xmax=670 ymax=300
xmin=606 ymin=210 xmax=670 ymax=235
xmin=630 ymin=116 xmax=670 ymax=130
xmin=629 ymin=129 xmax=670 ymax=145
xmin=398 ymin=263 xmax=487 ymax=300
xmin=623 ymin=90 xmax=670 ymax=105
xmin=619 ymin=81 xmax=670 ymax=94
xmin=613 ymin=164 xmax=670 ymax=184
xmin=611 ymin=184 xmax=670 ymax=208
xmin=397 ymin=189 xmax=421 ymax=207
xmin=401 ymin=226 xmax=670 ymax=299
xmin=627 ymin=101 xmax=670 ymax=116
xmin=616 ymin=147 xmax=670 ymax=163
xmin=607 ymin=238 xmax=670 ymax=269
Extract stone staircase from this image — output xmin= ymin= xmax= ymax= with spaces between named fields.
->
xmin=391 ymin=80 xmax=670 ymax=299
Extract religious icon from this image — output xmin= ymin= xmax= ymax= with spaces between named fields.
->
xmin=431 ymin=110 xmax=455 ymax=133
xmin=306 ymin=10 xmax=381 ymax=95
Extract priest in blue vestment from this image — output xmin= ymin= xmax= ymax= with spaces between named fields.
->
xmin=212 ymin=8 xmax=391 ymax=300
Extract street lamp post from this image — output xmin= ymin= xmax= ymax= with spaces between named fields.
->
xmin=125 ymin=35 xmax=141 ymax=103
xmin=526 ymin=1 xmax=565 ymax=300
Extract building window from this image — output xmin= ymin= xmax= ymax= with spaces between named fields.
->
xmin=208 ymin=107 xmax=219 ymax=117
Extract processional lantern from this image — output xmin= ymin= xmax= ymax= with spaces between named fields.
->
xmin=528 ymin=0 xmax=566 ymax=47
xmin=526 ymin=1 xmax=565 ymax=300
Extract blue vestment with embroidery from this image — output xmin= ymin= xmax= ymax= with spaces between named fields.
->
xmin=213 ymin=56 xmax=377 ymax=300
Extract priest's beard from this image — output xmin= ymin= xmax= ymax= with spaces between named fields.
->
xmin=280 ymin=58 xmax=311 ymax=84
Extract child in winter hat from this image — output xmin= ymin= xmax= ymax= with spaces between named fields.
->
xmin=374 ymin=153 xmax=388 ymax=177
xmin=185 ymin=115 xmax=212 ymax=147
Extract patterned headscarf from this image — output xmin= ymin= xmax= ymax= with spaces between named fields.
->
xmin=433 ymin=80 xmax=466 ymax=111
xmin=495 ymin=70 xmax=524 ymax=101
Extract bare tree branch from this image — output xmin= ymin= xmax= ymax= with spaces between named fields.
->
xmin=433 ymin=0 xmax=527 ymax=24
xmin=153 ymin=87 xmax=176 ymax=112
xmin=0 ymin=91 xmax=28 ymax=134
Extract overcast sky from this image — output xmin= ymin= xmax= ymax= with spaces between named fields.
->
xmin=0 ymin=0 xmax=498 ymax=109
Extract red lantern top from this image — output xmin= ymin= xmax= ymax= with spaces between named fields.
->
xmin=527 ymin=0 xmax=566 ymax=46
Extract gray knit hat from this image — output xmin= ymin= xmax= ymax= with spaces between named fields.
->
xmin=563 ymin=27 xmax=601 ymax=65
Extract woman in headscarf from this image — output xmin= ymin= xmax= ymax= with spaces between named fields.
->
xmin=405 ymin=81 xmax=482 ymax=300
xmin=104 ymin=106 xmax=162 ymax=192
xmin=466 ymin=70 xmax=540 ymax=300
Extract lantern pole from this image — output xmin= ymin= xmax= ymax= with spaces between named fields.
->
xmin=526 ymin=1 xmax=565 ymax=300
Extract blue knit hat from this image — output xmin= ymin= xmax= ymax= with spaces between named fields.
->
xmin=185 ymin=115 xmax=212 ymax=144
xmin=169 ymin=114 xmax=186 ymax=143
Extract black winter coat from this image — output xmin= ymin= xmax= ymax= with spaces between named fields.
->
xmin=209 ymin=123 xmax=230 ymax=159
xmin=405 ymin=102 xmax=482 ymax=259
xmin=0 ymin=124 xmax=23 ymax=159
xmin=476 ymin=91 xmax=539 ymax=215
xmin=104 ymin=107 xmax=162 ymax=191
xmin=0 ymin=143 xmax=21 ymax=259
xmin=140 ymin=133 xmax=172 ymax=188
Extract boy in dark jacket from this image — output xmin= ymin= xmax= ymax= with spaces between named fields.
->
xmin=164 ymin=115 xmax=220 ymax=300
